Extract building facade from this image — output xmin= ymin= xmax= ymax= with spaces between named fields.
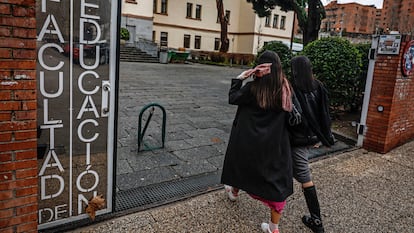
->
xmin=121 ymin=0 xmax=295 ymax=55
xmin=380 ymin=0 xmax=414 ymax=34
xmin=320 ymin=0 xmax=377 ymax=38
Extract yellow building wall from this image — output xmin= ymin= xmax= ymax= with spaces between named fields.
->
xmin=122 ymin=0 xmax=153 ymax=17
xmin=125 ymin=0 xmax=296 ymax=54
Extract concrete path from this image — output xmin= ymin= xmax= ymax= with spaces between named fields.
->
xmin=72 ymin=139 xmax=414 ymax=233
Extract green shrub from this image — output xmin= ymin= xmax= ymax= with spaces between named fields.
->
xmin=256 ymin=41 xmax=293 ymax=76
xmin=210 ymin=52 xmax=226 ymax=63
xmin=302 ymin=37 xmax=362 ymax=112
xmin=120 ymin=27 xmax=130 ymax=40
xmin=352 ymin=42 xmax=371 ymax=111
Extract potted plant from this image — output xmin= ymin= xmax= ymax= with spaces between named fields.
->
xmin=120 ymin=27 xmax=130 ymax=44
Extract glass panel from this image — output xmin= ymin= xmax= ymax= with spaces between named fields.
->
xmin=187 ymin=3 xmax=192 ymax=18
xmin=225 ymin=10 xmax=230 ymax=23
xmin=281 ymin=16 xmax=286 ymax=29
xmin=184 ymin=34 xmax=190 ymax=48
xmin=161 ymin=0 xmax=167 ymax=14
xmin=214 ymin=38 xmax=220 ymax=50
xmin=195 ymin=36 xmax=201 ymax=49
xmin=195 ymin=5 xmax=201 ymax=19
xmin=36 ymin=0 xmax=115 ymax=229
xmin=160 ymin=32 xmax=168 ymax=47
xmin=273 ymin=15 xmax=279 ymax=28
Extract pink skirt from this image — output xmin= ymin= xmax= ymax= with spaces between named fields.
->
xmin=249 ymin=194 xmax=286 ymax=213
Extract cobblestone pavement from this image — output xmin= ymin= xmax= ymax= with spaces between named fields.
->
xmin=115 ymin=62 xmax=351 ymax=193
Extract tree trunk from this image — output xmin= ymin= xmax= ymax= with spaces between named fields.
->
xmin=303 ymin=0 xmax=323 ymax=45
xmin=216 ymin=0 xmax=229 ymax=52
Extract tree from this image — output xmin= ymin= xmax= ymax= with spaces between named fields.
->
xmin=246 ymin=0 xmax=326 ymax=46
xmin=216 ymin=0 xmax=229 ymax=52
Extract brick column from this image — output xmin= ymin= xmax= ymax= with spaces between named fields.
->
xmin=364 ymin=35 xmax=414 ymax=153
xmin=0 ymin=0 xmax=38 ymax=232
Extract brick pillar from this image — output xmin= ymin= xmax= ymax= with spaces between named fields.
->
xmin=364 ymin=35 xmax=414 ymax=153
xmin=0 ymin=0 xmax=38 ymax=232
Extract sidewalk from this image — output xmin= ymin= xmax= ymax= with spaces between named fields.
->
xmin=71 ymin=140 xmax=414 ymax=233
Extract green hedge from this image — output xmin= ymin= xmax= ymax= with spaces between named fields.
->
xmin=120 ymin=27 xmax=130 ymax=41
xmin=256 ymin=41 xmax=293 ymax=76
xmin=302 ymin=37 xmax=364 ymax=112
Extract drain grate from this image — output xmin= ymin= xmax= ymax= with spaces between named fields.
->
xmin=115 ymin=171 xmax=222 ymax=213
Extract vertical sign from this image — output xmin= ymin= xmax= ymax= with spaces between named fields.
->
xmin=36 ymin=0 xmax=117 ymax=229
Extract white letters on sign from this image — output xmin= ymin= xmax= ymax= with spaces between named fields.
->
xmin=37 ymin=0 xmax=113 ymax=228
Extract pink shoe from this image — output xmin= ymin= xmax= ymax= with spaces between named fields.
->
xmin=224 ymin=185 xmax=238 ymax=201
xmin=261 ymin=222 xmax=280 ymax=233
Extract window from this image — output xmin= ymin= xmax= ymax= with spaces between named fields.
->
xmin=217 ymin=10 xmax=230 ymax=24
xmin=214 ymin=38 xmax=220 ymax=50
xmin=184 ymin=34 xmax=190 ymax=48
xmin=194 ymin=35 xmax=201 ymax=49
xmin=265 ymin=15 xmax=270 ymax=27
xmin=280 ymin=16 xmax=286 ymax=29
xmin=273 ymin=14 xmax=279 ymax=28
xmin=195 ymin=4 xmax=202 ymax=19
xmin=152 ymin=31 xmax=155 ymax=42
xmin=186 ymin=3 xmax=192 ymax=18
xmin=160 ymin=31 xmax=168 ymax=47
xmin=153 ymin=0 xmax=157 ymax=13
xmin=225 ymin=10 xmax=230 ymax=23
xmin=161 ymin=0 xmax=167 ymax=14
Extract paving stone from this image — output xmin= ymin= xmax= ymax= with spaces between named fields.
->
xmin=172 ymin=145 xmax=221 ymax=162
xmin=116 ymin=167 xmax=179 ymax=190
xmin=128 ymin=151 xmax=182 ymax=171
xmin=171 ymin=159 xmax=218 ymax=177
xmin=164 ymin=139 xmax=194 ymax=151
xmin=165 ymin=131 xmax=191 ymax=141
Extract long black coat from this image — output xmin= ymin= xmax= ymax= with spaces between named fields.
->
xmin=289 ymin=81 xmax=335 ymax=147
xmin=221 ymin=79 xmax=293 ymax=202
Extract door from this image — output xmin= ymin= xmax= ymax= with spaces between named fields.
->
xmin=126 ymin=25 xmax=135 ymax=44
xmin=36 ymin=0 xmax=119 ymax=229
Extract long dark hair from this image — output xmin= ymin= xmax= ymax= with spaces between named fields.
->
xmin=291 ymin=55 xmax=318 ymax=92
xmin=251 ymin=50 xmax=285 ymax=109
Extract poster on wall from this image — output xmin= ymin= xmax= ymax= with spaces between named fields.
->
xmin=401 ymin=40 xmax=414 ymax=77
xmin=378 ymin=34 xmax=401 ymax=55
xmin=36 ymin=0 xmax=118 ymax=229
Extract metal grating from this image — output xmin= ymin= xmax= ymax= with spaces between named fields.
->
xmin=115 ymin=171 xmax=222 ymax=212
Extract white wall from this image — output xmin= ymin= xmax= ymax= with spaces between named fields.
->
xmin=122 ymin=0 xmax=153 ymax=17
xmin=124 ymin=0 xmax=296 ymax=54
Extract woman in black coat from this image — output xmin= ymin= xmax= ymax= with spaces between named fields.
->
xmin=289 ymin=55 xmax=335 ymax=233
xmin=221 ymin=51 xmax=294 ymax=233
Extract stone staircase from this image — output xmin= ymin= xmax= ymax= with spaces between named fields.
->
xmin=120 ymin=46 xmax=159 ymax=63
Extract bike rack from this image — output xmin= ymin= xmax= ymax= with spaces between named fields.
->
xmin=137 ymin=103 xmax=166 ymax=152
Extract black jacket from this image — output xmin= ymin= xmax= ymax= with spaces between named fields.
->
xmin=289 ymin=81 xmax=335 ymax=147
xmin=221 ymin=79 xmax=293 ymax=202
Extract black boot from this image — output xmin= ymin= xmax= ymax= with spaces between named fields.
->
xmin=302 ymin=186 xmax=325 ymax=233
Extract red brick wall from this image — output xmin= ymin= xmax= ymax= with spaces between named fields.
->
xmin=0 ymin=0 xmax=38 ymax=232
xmin=364 ymin=35 xmax=414 ymax=153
